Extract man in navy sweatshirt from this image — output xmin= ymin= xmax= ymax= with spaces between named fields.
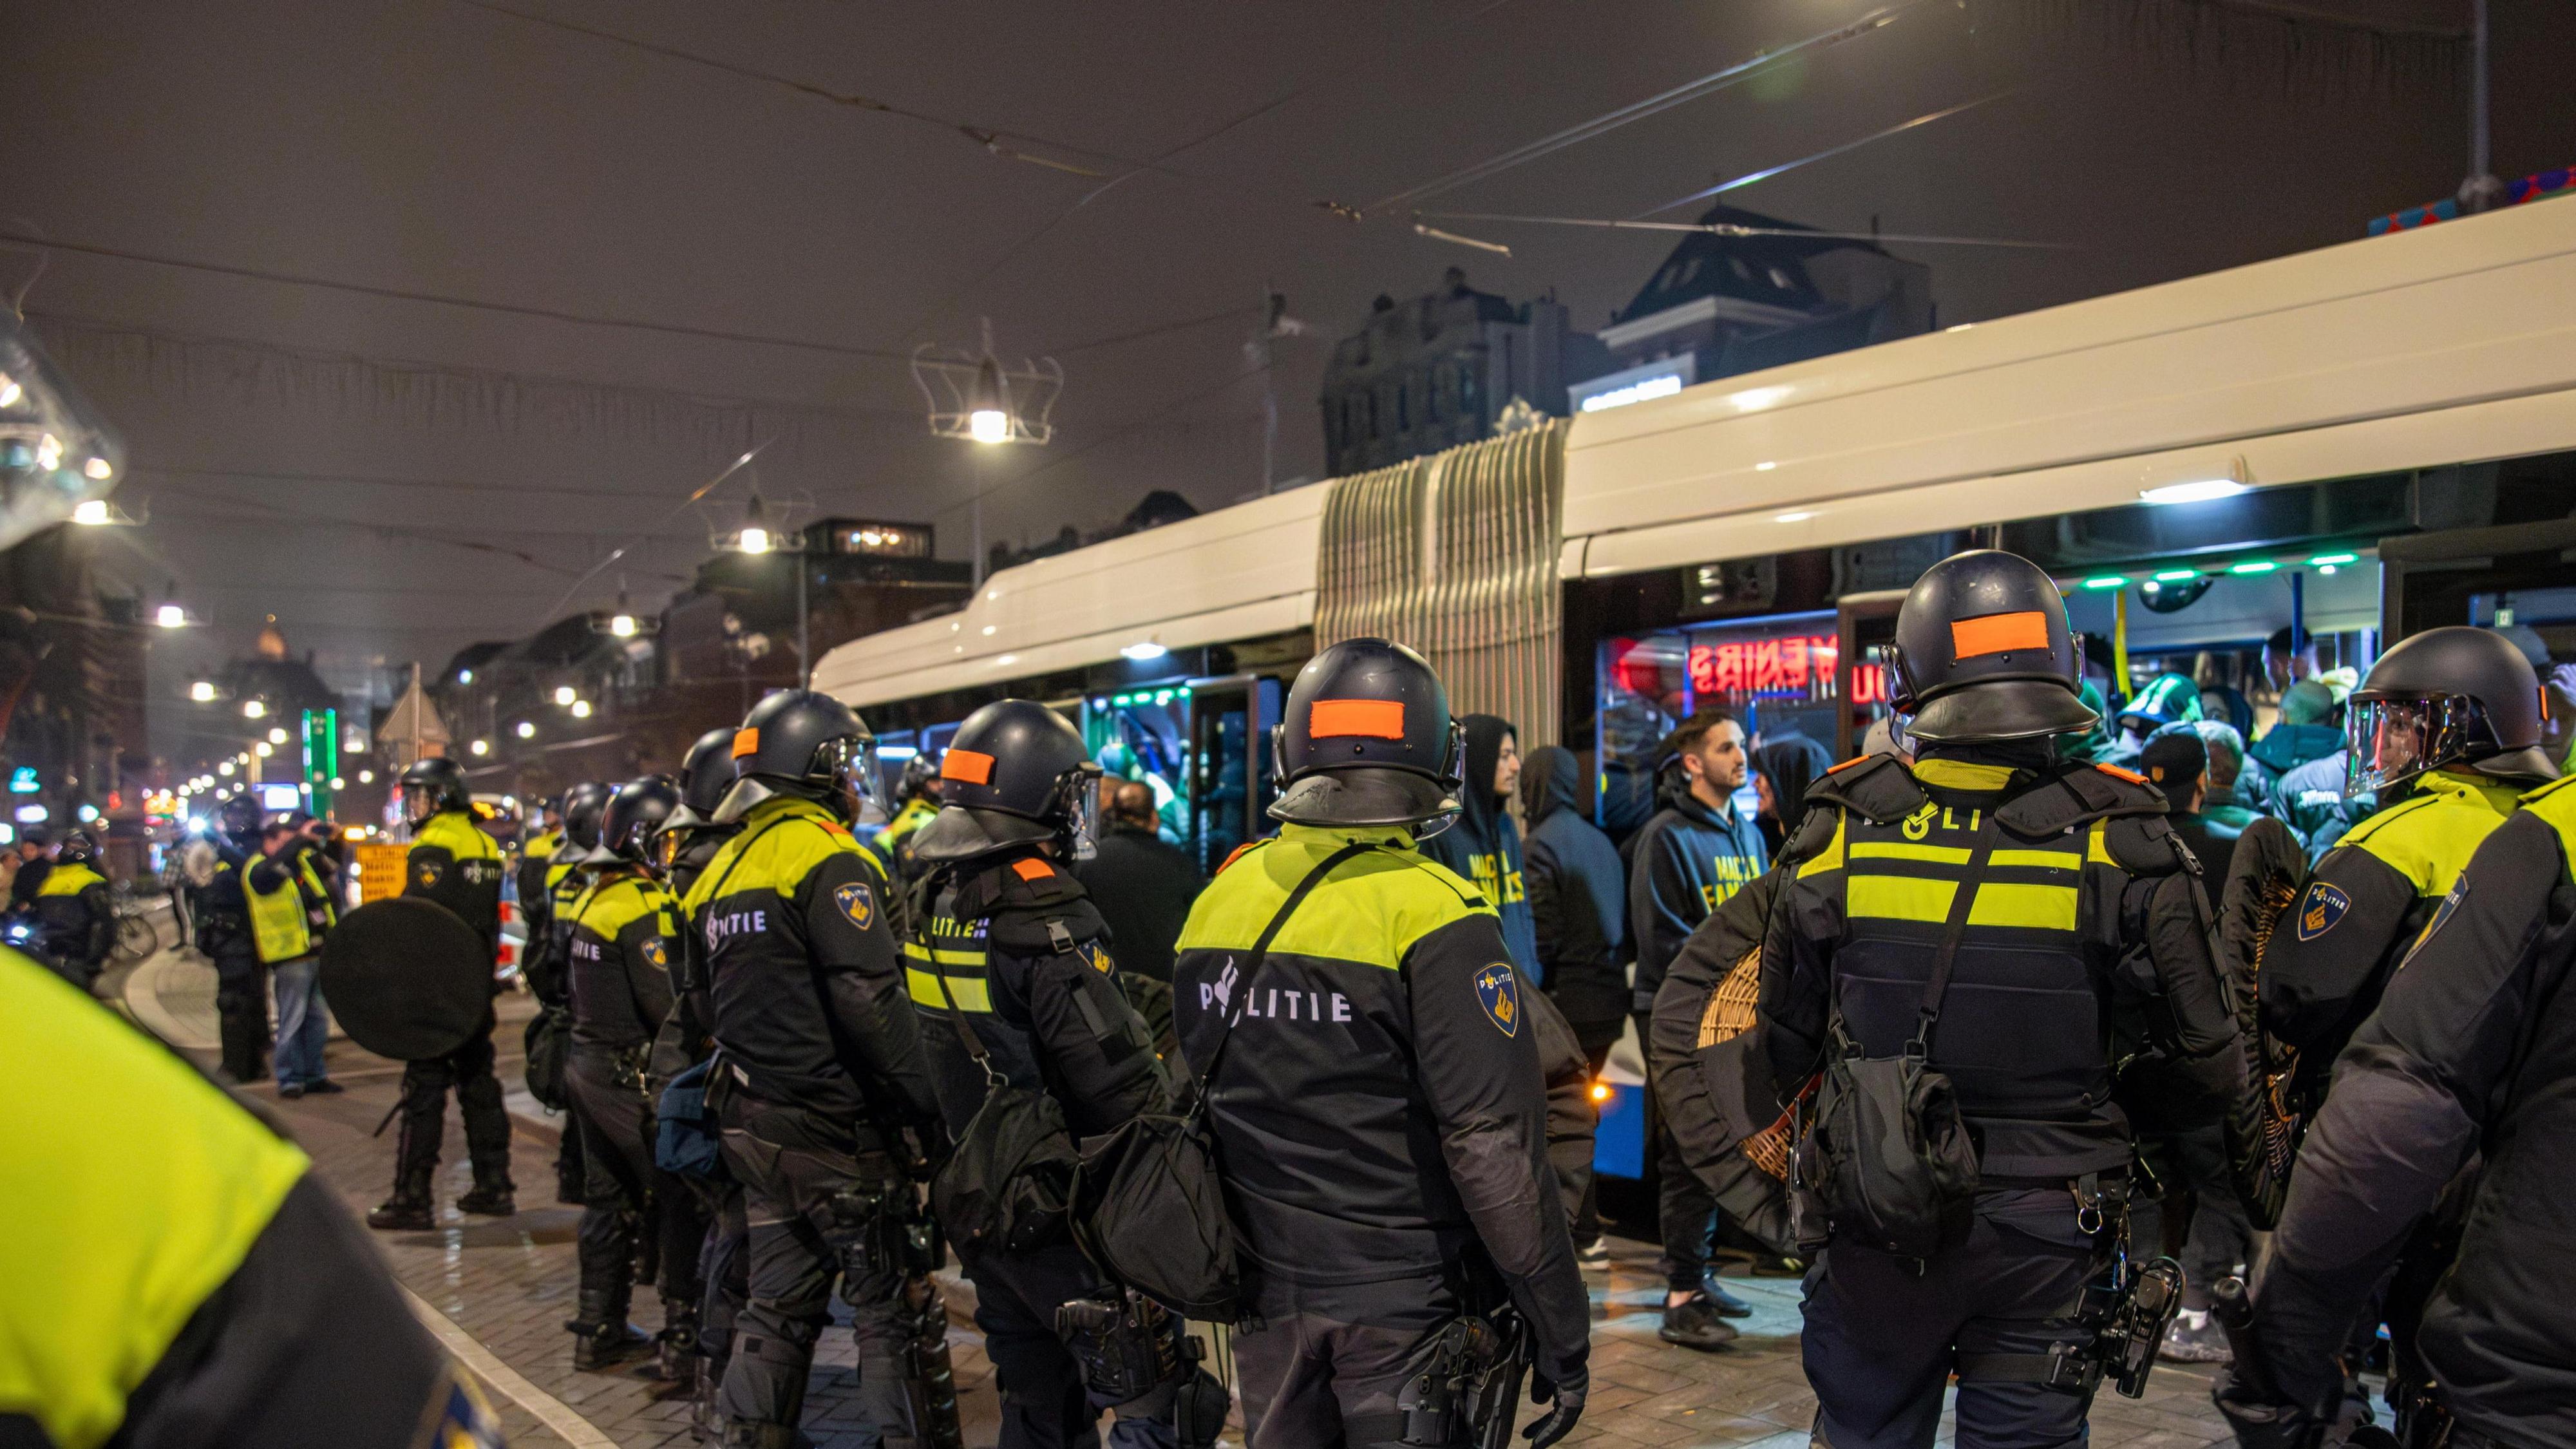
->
xmin=1627 ymin=707 xmax=1770 ymax=1349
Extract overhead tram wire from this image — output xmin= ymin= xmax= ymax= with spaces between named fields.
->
xmin=1354 ymin=0 xmax=1933 ymax=215
xmin=1631 ymin=91 xmax=2018 ymax=218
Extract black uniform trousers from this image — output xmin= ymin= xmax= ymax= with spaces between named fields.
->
xmin=699 ymin=1180 xmax=752 ymax=1385
xmin=954 ymin=1240 xmax=1179 ymax=1449
xmin=209 ymin=943 xmax=269 ymax=1083
xmin=567 ymin=1046 xmax=706 ymax=1329
xmin=714 ymin=1092 xmax=914 ymax=1443
xmin=393 ymin=1007 xmax=512 ymax=1194
xmin=1803 ymin=1187 xmax=2106 ymax=1449
xmin=1233 ymin=1269 xmax=1464 ymax=1449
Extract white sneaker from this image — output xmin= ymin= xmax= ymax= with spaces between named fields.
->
xmin=1577 ymin=1241 xmax=1611 ymax=1271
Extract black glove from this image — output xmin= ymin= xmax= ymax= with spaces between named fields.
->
xmin=1523 ymin=1367 xmax=1586 ymax=1448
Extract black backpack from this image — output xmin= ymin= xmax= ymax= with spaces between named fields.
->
xmin=1790 ymin=814 xmax=1989 ymax=1260
xmin=1071 ymin=842 xmax=1371 ymax=1321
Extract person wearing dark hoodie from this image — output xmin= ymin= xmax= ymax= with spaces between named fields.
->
xmin=1419 ymin=714 xmax=1542 ymax=981
xmin=1750 ymin=735 xmax=1833 ymax=860
xmin=1520 ymin=744 xmax=1629 ymax=1069
xmin=1627 ymin=707 xmax=1768 ymax=1348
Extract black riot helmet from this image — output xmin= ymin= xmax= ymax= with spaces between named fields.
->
xmin=1885 ymin=549 xmax=2099 ymax=746
xmin=216 ymin=792 xmax=264 ymax=846
xmin=54 ymin=831 xmax=98 ymax=868
xmin=895 ymin=751 xmax=942 ymax=806
xmin=715 ymin=688 xmax=879 ymax=824
xmin=558 ymin=781 xmax=614 ymax=864
xmin=910 ymin=699 xmax=1102 ymax=866
xmin=600 ymin=776 xmax=682 ymax=867
xmin=398 ymin=755 xmax=473 ymax=828
xmin=1268 ymin=638 xmax=1464 ymax=835
xmin=666 ymin=726 xmax=737 ymax=829
xmin=2346 ymin=625 xmax=2557 ymax=793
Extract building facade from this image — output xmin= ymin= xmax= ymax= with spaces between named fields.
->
xmin=1320 ymin=269 xmax=1609 ymax=476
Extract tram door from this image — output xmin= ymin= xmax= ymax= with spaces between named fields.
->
xmin=1186 ymin=674 xmax=1282 ymax=874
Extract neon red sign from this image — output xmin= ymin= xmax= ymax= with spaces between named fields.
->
xmin=1689 ymin=634 xmax=1887 ymax=703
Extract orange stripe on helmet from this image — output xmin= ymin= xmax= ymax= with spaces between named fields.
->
xmin=731 ymin=728 xmax=759 ymax=759
xmin=1949 ymin=611 xmax=2052 ymax=661
xmin=1310 ymin=699 xmax=1406 ymax=739
xmin=941 ymin=748 xmax=996 ymax=785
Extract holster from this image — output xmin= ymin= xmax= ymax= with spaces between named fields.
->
xmin=1055 ymin=1287 xmax=1183 ymax=1407
xmin=1396 ymin=1310 xmax=1528 ymax=1449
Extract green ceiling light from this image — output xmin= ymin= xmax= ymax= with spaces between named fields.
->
xmin=2230 ymin=560 xmax=2278 ymax=575
xmin=2308 ymin=553 xmax=2359 ymax=567
xmin=2153 ymin=569 xmax=2199 ymax=582
xmin=2080 ymin=575 xmax=2127 ymax=591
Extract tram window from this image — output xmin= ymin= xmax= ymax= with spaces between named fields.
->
xmin=2472 ymin=589 xmax=2576 ymax=771
xmin=1599 ymin=611 xmax=1860 ymax=836
xmin=1088 ymin=690 xmax=1190 ymax=846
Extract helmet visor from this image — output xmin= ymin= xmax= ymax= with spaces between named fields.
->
xmin=401 ymin=782 xmax=442 ymax=828
xmin=1059 ymin=764 xmax=1105 ymax=862
xmin=2345 ymin=694 xmax=2476 ymax=795
xmin=815 ymin=735 xmax=883 ymax=821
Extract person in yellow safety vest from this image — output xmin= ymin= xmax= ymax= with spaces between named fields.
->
xmin=528 ymin=782 xmax=613 ymax=1208
xmin=370 ymin=755 xmax=515 ymax=1231
xmin=247 ymin=817 xmax=345 ymax=1099
xmin=0 ymin=949 xmax=511 ymax=1449
xmin=30 ymin=831 xmax=113 ymax=991
xmin=869 ymin=753 xmax=943 ymax=887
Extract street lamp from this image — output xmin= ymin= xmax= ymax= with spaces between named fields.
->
xmin=242 ymin=699 xmax=265 ymax=719
xmin=570 ymin=699 xmax=592 ymax=719
xmin=188 ymin=681 xmax=216 ymax=703
xmin=266 ymin=727 xmax=287 ymax=745
xmin=553 ymin=685 xmax=576 ymax=706
xmin=515 ymin=721 xmax=535 ymax=739
xmin=716 ymin=493 xmax=813 ymax=688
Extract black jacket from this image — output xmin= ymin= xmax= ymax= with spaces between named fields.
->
xmin=2241 ymin=774 xmax=2576 ymax=1440
xmin=1519 ymin=745 xmax=1629 ymax=1050
xmin=1649 ymin=867 xmax=1794 ymax=1253
xmin=1072 ymin=823 xmax=1206 ymax=985
xmin=1627 ymin=793 xmax=1768 ymax=1016
xmin=1760 ymin=750 xmax=2242 ymax=1179
xmin=191 ymin=838 xmax=257 ymax=960
xmin=1171 ymin=824 xmax=1589 ymax=1390
xmin=912 ymin=849 xmax=1171 ymax=1144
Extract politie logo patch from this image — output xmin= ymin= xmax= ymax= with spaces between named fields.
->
xmin=1077 ymin=940 xmax=1114 ymax=975
xmin=1475 ymin=963 xmax=1520 ymax=1037
xmin=641 ymin=937 xmax=668 ymax=971
xmin=835 ymin=882 xmax=876 ymax=932
xmin=2295 ymin=881 xmax=2351 ymax=942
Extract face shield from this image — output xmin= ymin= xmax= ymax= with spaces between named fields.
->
xmin=401 ymin=782 xmax=442 ymax=828
xmin=1056 ymin=764 xmax=1106 ymax=861
xmin=813 ymin=734 xmax=882 ymax=824
xmin=2345 ymin=693 xmax=2481 ymax=795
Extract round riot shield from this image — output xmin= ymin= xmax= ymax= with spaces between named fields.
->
xmin=319 ymin=896 xmax=493 ymax=1061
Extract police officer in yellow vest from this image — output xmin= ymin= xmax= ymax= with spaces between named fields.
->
xmin=247 ymin=817 xmax=344 ymax=1097
xmin=371 ymin=755 xmax=515 ymax=1231
xmin=2220 ymin=770 xmax=2576 ymax=1447
xmin=30 ymin=830 xmax=113 ymax=990
xmin=871 ymin=752 xmax=943 ymax=885
xmin=906 ymin=699 xmax=1188 ymax=1449
xmin=2259 ymin=626 xmax=2559 ymax=1112
xmin=1759 ymin=550 xmax=2242 ymax=1449
xmin=683 ymin=690 xmax=949 ymax=1449
xmin=531 ymin=781 xmax=614 ymax=1208
xmin=562 ymin=777 xmax=706 ymax=1378
xmin=0 ymin=949 xmax=509 ymax=1449
xmin=1171 ymin=639 xmax=1590 ymax=1449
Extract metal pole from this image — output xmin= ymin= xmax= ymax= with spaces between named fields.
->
xmin=2464 ymin=0 xmax=2499 ymax=211
xmin=795 ymin=542 xmax=810 ymax=690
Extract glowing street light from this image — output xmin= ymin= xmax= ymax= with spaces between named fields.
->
xmin=188 ymin=681 xmax=217 ymax=703
xmin=570 ymin=699 xmax=593 ymax=719
xmin=469 ymin=740 xmax=490 ymax=757
xmin=156 ymin=603 xmax=189 ymax=629
xmin=553 ymin=685 xmax=576 ymax=706
xmin=515 ymin=721 xmax=536 ymax=739
xmin=266 ymin=727 xmax=287 ymax=745
xmin=242 ymin=700 xmax=266 ymax=719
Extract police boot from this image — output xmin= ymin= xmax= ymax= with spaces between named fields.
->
xmin=652 ymin=1299 xmax=701 ymax=1390
xmin=458 ymin=1147 xmax=516 ymax=1217
xmin=367 ymin=1116 xmax=437 ymax=1231
xmin=569 ymin=1291 xmax=654 ymax=1372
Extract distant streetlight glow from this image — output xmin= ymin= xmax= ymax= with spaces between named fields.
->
xmin=470 ymin=739 xmax=491 ymax=756
xmin=254 ymin=742 xmax=272 ymax=758
xmin=156 ymin=603 xmax=188 ymax=629
xmin=243 ymin=700 xmax=266 ymax=719
xmin=609 ymin=614 xmax=638 ymax=638
xmin=737 ymin=526 xmax=772 ymax=554
xmin=71 ymin=500 xmax=111 ymax=526
xmin=515 ymin=721 xmax=535 ymax=739
xmin=968 ymin=408 xmax=1010 ymax=444
xmin=267 ymin=727 xmax=287 ymax=745
xmin=189 ymin=681 xmax=216 ymax=702
xmin=553 ymin=685 xmax=576 ymax=706
xmin=571 ymin=700 xmax=592 ymax=719
xmin=218 ymin=761 xmax=234 ymax=777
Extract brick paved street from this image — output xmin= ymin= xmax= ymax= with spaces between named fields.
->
xmin=133 ymin=944 xmax=2241 ymax=1448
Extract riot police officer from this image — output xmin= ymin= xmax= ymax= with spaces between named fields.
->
xmin=2258 ymin=626 xmax=2559 ymax=1111
xmin=562 ymin=777 xmax=701 ymax=1375
xmin=193 ymin=794 xmax=272 ymax=1082
xmin=533 ymin=781 xmax=614 ymax=1206
xmin=873 ymin=751 xmax=943 ymax=884
xmin=1171 ymin=639 xmax=1589 ymax=1449
xmin=1757 ymin=550 xmax=2241 ymax=1448
xmin=2 ymin=950 xmax=511 ymax=1449
xmin=2219 ymin=770 xmax=2576 ymax=1446
xmin=30 ymin=829 xmax=113 ymax=990
xmin=682 ymin=690 xmax=952 ymax=1449
xmin=370 ymin=756 xmax=515 ymax=1231
xmin=905 ymin=699 xmax=1190 ymax=1449
xmin=647 ymin=726 xmax=753 ymax=1428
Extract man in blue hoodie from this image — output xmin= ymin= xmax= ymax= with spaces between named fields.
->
xmin=1627 ymin=708 xmax=1768 ymax=1348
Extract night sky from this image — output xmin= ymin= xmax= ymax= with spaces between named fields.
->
xmin=3 ymin=0 xmax=2564 ymax=741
